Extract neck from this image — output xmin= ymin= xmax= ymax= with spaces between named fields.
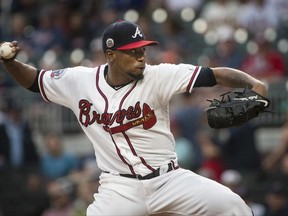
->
xmin=105 ymin=66 xmax=133 ymax=86
xmin=105 ymin=66 xmax=133 ymax=89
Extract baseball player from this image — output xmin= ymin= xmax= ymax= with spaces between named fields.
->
xmin=1 ymin=20 xmax=268 ymax=215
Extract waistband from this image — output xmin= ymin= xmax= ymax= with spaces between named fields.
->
xmin=104 ymin=162 xmax=179 ymax=180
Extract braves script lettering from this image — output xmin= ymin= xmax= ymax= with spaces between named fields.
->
xmin=78 ymin=99 xmax=156 ymax=133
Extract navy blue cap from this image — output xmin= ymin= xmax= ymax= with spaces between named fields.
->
xmin=102 ymin=20 xmax=158 ymax=52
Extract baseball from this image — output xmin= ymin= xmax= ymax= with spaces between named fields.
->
xmin=0 ymin=42 xmax=16 ymax=59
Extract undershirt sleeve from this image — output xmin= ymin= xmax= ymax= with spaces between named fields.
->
xmin=27 ymin=69 xmax=40 ymax=92
xmin=194 ymin=67 xmax=217 ymax=87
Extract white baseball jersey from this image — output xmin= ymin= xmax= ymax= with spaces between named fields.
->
xmin=38 ymin=63 xmax=253 ymax=216
xmin=39 ymin=63 xmax=201 ymax=176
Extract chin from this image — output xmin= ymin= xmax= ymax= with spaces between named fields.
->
xmin=128 ymin=72 xmax=144 ymax=81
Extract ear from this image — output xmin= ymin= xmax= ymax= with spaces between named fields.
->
xmin=106 ymin=49 xmax=116 ymax=62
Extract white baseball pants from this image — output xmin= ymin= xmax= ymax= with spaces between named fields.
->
xmin=87 ymin=168 xmax=253 ymax=216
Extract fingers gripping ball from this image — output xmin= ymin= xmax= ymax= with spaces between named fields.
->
xmin=206 ymin=88 xmax=270 ymax=129
xmin=0 ymin=42 xmax=16 ymax=60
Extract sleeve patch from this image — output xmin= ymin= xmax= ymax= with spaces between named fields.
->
xmin=50 ymin=69 xmax=65 ymax=79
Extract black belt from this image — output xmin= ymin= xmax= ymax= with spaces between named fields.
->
xmin=105 ymin=162 xmax=179 ymax=180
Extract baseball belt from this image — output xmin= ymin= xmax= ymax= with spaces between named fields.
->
xmin=104 ymin=162 xmax=179 ymax=180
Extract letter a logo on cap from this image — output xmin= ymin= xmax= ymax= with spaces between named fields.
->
xmin=132 ymin=27 xmax=143 ymax=38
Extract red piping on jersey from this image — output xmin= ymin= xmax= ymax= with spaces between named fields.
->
xmin=118 ymin=82 xmax=138 ymax=157
xmin=118 ymin=82 xmax=156 ymax=172
xmin=39 ymin=70 xmax=51 ymax=102
xmin=110 ymin=132 xmax=136 ymax=175
xmin=186 ymin=66 xmax=199 ymax=93
xmin=96 ymin=66 xmax=108 ymax=112
xmin=96 ymin=65 xmax=135 ymax=174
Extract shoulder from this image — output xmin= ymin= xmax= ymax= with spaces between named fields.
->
xmin=45 ymin=65 xmax=100 ymax=80
xmin=144 ymin=63 xmax=199 ymax=80
xmin=145 ymin=63 xmax=196 ymax=72
xmin=63 ymin=66 xmax=98 ymax=74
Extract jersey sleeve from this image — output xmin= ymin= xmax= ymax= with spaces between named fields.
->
xmin=38 ymin=67 xmax=79 ymax=107
xmin=152 ymin=63 xmax=201 ymax=103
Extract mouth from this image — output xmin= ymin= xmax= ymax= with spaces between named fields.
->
xmin=137 ymin=64 xmax=146 ymax=71
xmin=136 ymin=68 xmax=144 ymax=72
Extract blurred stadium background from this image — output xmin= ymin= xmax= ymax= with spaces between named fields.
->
xmin=0 ymin=0 xmax=288 ymax=215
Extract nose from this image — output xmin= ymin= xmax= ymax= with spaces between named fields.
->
xmin=137 ymin=55 xmax=144 ymax=62
xmin=136 ymin=50 xmax=145 ymax=61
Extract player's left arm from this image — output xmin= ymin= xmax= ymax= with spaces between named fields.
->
xmin=212 ymin=67 xmax=268 ymax=97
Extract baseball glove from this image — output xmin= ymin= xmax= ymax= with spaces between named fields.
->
xmin=206 ymin=88 xmax=270 ymax=129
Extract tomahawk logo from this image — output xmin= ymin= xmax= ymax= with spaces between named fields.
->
xmin=132 ymin=27 xmax=143 ymax=38
xmin=103 ymin=103 xmax=157 ymax=134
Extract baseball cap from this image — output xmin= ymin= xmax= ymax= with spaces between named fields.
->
xmin=102 ymin=20 xmax=158 ymax=52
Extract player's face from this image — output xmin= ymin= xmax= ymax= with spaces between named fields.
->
xmin=115 ymin=47 xmax=147 ymax=81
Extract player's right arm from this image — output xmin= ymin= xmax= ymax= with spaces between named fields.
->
xmin=0 ymin=41 xmax=38 ymax=90
xmin=2 ymin=59 xmax=38 ymax=89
